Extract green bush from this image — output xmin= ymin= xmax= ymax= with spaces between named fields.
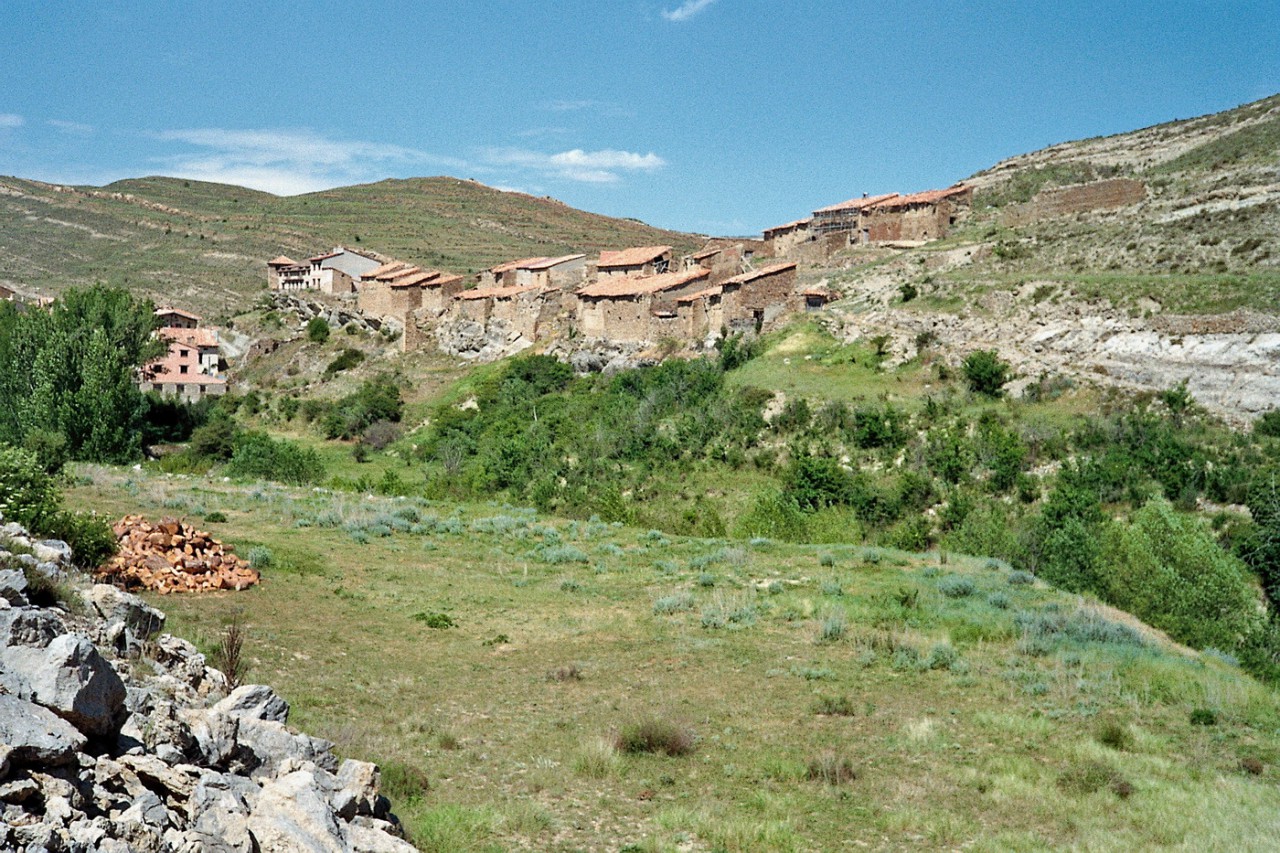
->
xmin=615 ymin=717 xmax=696 ymax=756
xmin=0 ymin=445 xmax=60 ymax=532
xmin=306 ymin=316 xmax=330 ymax=344
xmin=325 ymin=347 xmax=365 ymax=376
xmin=321 ymin=376 xmax=404 ymax=440
xmin=1255 ymin=409 xmax=1280 ymax=438
xmin=226 ymin=432 xmax=324 ymax=485
xmin=1098 ymin=498 xmax=1257 ymax=650
xmin=42 ymin=510 xmax=118 ymax=569
xmin=962 ymin=350 xmax=1012 ymax=398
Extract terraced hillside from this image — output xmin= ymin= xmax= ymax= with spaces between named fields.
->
xmin=0 ymin=175 xmax=703 ymax=316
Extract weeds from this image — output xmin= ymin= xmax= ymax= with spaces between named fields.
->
xmin=615 ymin=717 xmax=696 ymax=756
xmin=806 ymin=751 xmax=857 ymax=785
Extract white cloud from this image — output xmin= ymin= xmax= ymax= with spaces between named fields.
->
xmin=662 ymin=0 xmax=717 ymax=22
xmin=0 ymin=113 xmax=24 ymax=128
xmin=480 ymin=146 xmax=666 ymax=184
xmin=150 ymin=127 xmax=471 ymax=195
xmin=48 ymin=119 xmax=94 ymax=135
xmin=540 ymin=99 xmax=633 ymax=118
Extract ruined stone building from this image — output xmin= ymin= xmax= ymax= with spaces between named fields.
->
xmin=267 ymin=247 xmax=380 ymax=294
xmin=139 ymin=308 xmax=226 ymax=402
xmin=596 ymin=246 xmax=673 ymax=279
xmin=575 ymin=268 xmax=711 ymax=342
xmin=480 ymin=254 xmax=588 ymax=289
xmin=357 ymin=262 xmax=464 ymax=321
xmin=762 ymin=219 xmax=811 ymax=256
xmin=862 ymin=186 xmax=973 ymax=242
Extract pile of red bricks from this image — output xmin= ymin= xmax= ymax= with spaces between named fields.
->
xmin=97 ymin=516 xmax=260 ymax=594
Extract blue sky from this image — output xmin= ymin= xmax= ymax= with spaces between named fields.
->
xmin=1 ymin=1 xmax=1277 ymax=235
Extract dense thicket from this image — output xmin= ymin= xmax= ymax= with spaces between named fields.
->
xmin=0 ymin=286 xmax=162 ymax=464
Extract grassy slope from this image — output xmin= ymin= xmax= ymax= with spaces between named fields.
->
xmin=0 ymin=175 xmax=703 ymax=317
xmin=66 ymin=467 xmax=1280 ymax=852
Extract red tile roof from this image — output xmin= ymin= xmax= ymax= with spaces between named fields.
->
xmin=427 ymin=273 xmax=463 ymax=289
xmin=763 ymin=218 xmax=811 ymax=235
xmin=676 ymin=286 xmax=723 ymax=304
xmin=577 ymin=268 xmax=709 ymax=299
xmin=456 ymin=284 xmax=542 ymax=301
xmin=267 ymin=255 xmax=297 ymax=266
xmin=155 ymin=307 xmax=201 ymax=322
xmin=379 ymin=266 xmax=422 ymax=282
xmin=308 ymin=250 xmax=342 ymax=263
xmin=691 ymin=247 xmax=722 ymax=260
xmin=872 ymin=185 xmax=971 ymax=210
xmin=363 ymin=261 xmax=408 ymax=280
xmin=489 ymin=256 xmax=549 ymax=275
xmin=597 ymin=245 xmax=672 ymax=268
xmin=813 ymin=193 xmax=899 ymax=215
xmin=159 ymin=328 xmax=219 ymax=348
xmin=721 ymin=262 xmax=797 ymax=286
xmin=389 ymin=270 xmax=441 ymax=288
xmin=522 ymin=253 xmax=586 ymax=270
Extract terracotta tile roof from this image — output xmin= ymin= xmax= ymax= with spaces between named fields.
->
xmin=597 ymin=245 xmax=672 ymax=268
xmin=691 ymin=247 xmax=722 ymax=260
xmin=763 ymin=218 xmax=811 ymax=235
xmin=721 ymin=262 xmax=797 ymax=286
xmin=159 ymin=328 xmax=219 ymax=348
xmin=362 ymin=261 xmax=408 ymax=280
xmin=676 ymin=286 xmax=723 ymax=304
xmin=155 ymin=307 xmax=201 ymax=322
xmin=267 ymin=255 xmax=297 ymax=266
xmin=390 ymin=270 xmax=441 ymax=288
xmin=456 ymin=284 xmax=542 ymax=301
xmin=425 ymin=273 xmax=464 ymax=288
xmin=522 ymin=253 xmax=586 ymax=270
xmin=577 ymin=267 xmax=709 ymax=299
xmin=802 ymin=288 xmax=834 ymax=299
xmin=813 ymin=193 xmax=899 ymax=215
xmin=489 ymin=256 xmax=548 ymax=275
xmin=308 ymin=250 xmax=342 ymax=263
xmin=872 ymin=185 xmax=970 ymax=210
xmin=379 ymin=266 xmax=422 ymax=282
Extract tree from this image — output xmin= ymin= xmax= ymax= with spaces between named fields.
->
xmin=306 ymin=316 xmax=330 ymax=344
xmin=962 ymin=350 xmax=1012 ymax=398
xmin=0 ymin=286 xmax=161 ymax=463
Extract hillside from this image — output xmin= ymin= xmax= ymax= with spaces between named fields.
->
xmin=0 ymin=175 xmax=703 ymax=316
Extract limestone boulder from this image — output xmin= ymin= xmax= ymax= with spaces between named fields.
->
xmin=1 ymin=633 xmax=126 ymax=737
xmin=84 ymin=584 xmax=166 ymax=639
xmin=0 ymin=695 xmax=86 ymax=765
xmin=212 ymin=683 xmax=290 ymax=724
xmin=246 ymin=767 xmax=348 ymax=853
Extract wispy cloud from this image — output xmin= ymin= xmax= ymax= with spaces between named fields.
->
xmin=48 ymin=119 xmax=94 ymax=135
xmin=540 ymin=99 xmax=633 ymax=118
xmin=662 ymin=0 xmax=717 ymax=22
xmin=149 ymin=127 xmax=470 ymax=195
xmin=0 ymin=113 xmax=24 ymax=129
xmin=480 ymin=146 xmax=666 ymax=184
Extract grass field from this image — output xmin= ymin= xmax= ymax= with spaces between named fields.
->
xmin=65 ymin=465 xmax=1280 ymax=852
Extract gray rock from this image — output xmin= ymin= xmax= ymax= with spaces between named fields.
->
xmin=336 ymin=759 xmax=388 ymax=819
xmin=0 ymin=777 xmax=39 ymax=803
xmin=0 ymin=694 xmax=86 ymax=765
xmin=0 ymin=606 xmax=64 ymax=648
xmin=0 ymin=569 xmax=28 ymax=605
xmin=235 ymin=717 xmax=338 ymax=780
xmin=247 ymin=767 xmax=347 ymax=853
xmin=348 ymin=820 xmax=418 ymax=853
xmin=183 ymin=707 xmax=240 ymax=768
xmin=212 ymin=684 xmax=290 ymax=724
xmin=84 ymin=585 xmax=165 ymax=639
xmin=187 ymin=770 xmax=258 ymax=853
xmin=1 ymin=633 xmax=126 ymax=737
xmin=33 ymin=540 xmax=73 ymax=565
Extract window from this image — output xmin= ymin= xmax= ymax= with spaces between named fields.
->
xmin=180 ymin=349 xmax=189 ymax=357
xmin=179 ymin=364 xmax=188 ymax=374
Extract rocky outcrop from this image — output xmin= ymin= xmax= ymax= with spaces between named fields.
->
xmin=0 ymin=520 xmax=415 ymax=852
xmin=434 ymin=317 xmax=534 ymax=362
xmin=272 ymin=292 xmax=384 ymax=335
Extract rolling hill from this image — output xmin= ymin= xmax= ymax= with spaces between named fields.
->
xmin=0 ymin=175 xmax=704 ymax=316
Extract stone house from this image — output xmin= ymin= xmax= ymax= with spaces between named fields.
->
xmin=676 ymin=286 xmax=725 ymax=342
xmin=418 ymin=272 xmax=465 ymax=315
xmin=863 ymin=186 xmax=973 ymax=243
xmin=596 ymin=246 xmax=673 ymax=279
xmin=480 ymin=257 xmax=546 ymax=288
xmin=762 ymin=219 xmax=811 ymax=256
xmin=358 ymin=263 xmax=464 ymax=321
xmin=686 ymin=242 xmax=744 ymax=283
xmin=140 ymin=308 xmax=226 ymax=402
xmin=267 ymin=247 xmax=380 ymax=294
xmin=575 ymin=268 xmax=710 ymax=342
xmin=811 ymin=193 xmax=901 ymax=243
xmin=717 ymin=261 xmax=798 ymax=333
xmin=454 ymin=284 xmax=545 ymax=339
xmin=514 ymin=254 xmax=588 ymax=289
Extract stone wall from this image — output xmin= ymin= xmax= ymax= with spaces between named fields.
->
xmin=1001 ymin=178 xmax=1148 ymax=226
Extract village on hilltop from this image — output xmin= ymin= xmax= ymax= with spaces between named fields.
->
xmin=252 ymin=182 xmax=972 ymax=377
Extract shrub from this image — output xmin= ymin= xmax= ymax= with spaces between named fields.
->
xmin=812 ymin=695 xmax=857 ymax=716
xmin=1189 ymin=708 xmax=1218 ymax=726
xmin=987 ymin=592 xmax=1011 ymax=610
xmin=615 ymin=717 xmax=696 ymax=756
xmin=1008 ymin=570 xmax=1035 ymax=586
xmin=806 ymin=752 xmax=857 ymax=785
xmin=247 ymin=546 xmax=273 ymax=569
xmin=0 ymin=445 xmax=60 ymax=532
xmin=963 ymin=350 xmax=1012 ymax=398
xmin=325 ymin=347 xmax=364 ymax=376
xmin=817 ymin=610 xmax=847 ymax=643
xmin=653 ymin=593 xmax=695 ymax=615
xmin=937 ymin=575 xmax=975 ymax=598
xmin=205 ymin=511 xmax=227 ymax=523
xmin=548 ymin=664 xmax=583 ymax=682
xmin=321 ymin=376 xmax=405 ymax=440
xmin=379 ymin=761 xmax=430 ymax=804
xmin=413 ymin=611 xmax=455 ymax=629
xmin=1255 ymin=409 xmax=1280 ymax=438
xmin=306 ymin=316 xmax=330 ymax=344
xmin=1096 ymin=721 xmax=1133 ymax=751
xmin=43 ymin=511 xmax=118 ymax=569
xmin=226 ymin=432 xmax=324 ymax=485
xmin=1057 ymin=761 xmax=1132 ymax=798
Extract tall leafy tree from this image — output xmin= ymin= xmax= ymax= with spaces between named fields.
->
xmin=0 ymin=286 xmax=161 ymax=463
